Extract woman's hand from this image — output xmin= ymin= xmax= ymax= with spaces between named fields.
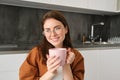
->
xmin=46 ymin=55 xmax=61 ymax=74
xmin=40 ymin=55 xmax=61 ymax=80
xmin=66 ymin=48 xmax=75 ymax=64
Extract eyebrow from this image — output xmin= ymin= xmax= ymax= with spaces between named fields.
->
xmin=44 ymin=28 xmax=50 ymax=30
xmin=44 ymin=25 xmax=62 ymax=29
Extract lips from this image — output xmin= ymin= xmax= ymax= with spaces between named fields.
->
xmin=51 ymin=37 xmax=60 ymax=42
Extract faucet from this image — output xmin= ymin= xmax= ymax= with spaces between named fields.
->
xmin=90 ymin=22 xmax=104 ymax=43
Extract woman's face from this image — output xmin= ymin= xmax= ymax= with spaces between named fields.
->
xmin=43 ymin=18 xmax=68 ymax=48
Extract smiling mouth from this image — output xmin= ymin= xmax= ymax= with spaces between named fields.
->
xmin=52 ymin=37 xmax=60 ymax=42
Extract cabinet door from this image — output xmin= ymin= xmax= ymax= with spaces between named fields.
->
xmin=80 ymin=50 xmax=100 ymax=80
xmin=0 ymin=53 xmax=27 ymax=80
xmin=99 ymin=49 xmax=120 ymax=80
xmin=88 ymin=0 xmax=117 ymax=11
xmin=80 ymin=49 xmax=120 ymax=80
xmin=51 ymin=0 xmax=88 ymax=8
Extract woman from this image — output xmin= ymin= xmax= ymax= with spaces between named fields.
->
xmin=19 ymin=10 xmax=84 ymax=80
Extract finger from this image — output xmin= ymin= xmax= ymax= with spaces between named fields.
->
xmin=67 ymin=58 xmax=72 ymax=64
xmin=46 ymin=54 xmax=49 ymax=59
xmin=67 ymin=52 xmax=75 ymax=64
xmin=50 ymin=63 xmax=60 ymax=72
xmin=47 ymin=56 xmax=60 ymax=68
xmin=47 ymin=56 xmax=55 ymax=66
xmin=49 ymin=56 xmax=59 ymax=65
xmin=67 ymin=55 xmax=72 ymax=64
xmin=67 ymin=48 xmax=71 ymax=53
xmin=48 ymin=58 xmax=61 ymax=72
xmin=49 ymin=57 xmax=61 ymax=69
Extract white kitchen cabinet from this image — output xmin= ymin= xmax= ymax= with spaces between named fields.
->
xmin=99 ymin=49 xmax=120 ymax=80
xmin=20 ymin=0 xmax=88 ymax=8
xmin=51 ymin=0 xmax=117 ymax=12
xmin=0 ymin=0 xmax=117 ymax=14
xmin=80 ymin=48 xmax=120 ymax=80
xmin=0 ymin=53 xmax=27 ymax=80
xmin=80 ymin=49 xmax=100 ymax=80
xmin=88 ymin=0 xmax=117 ymax=12
xmin=22 ymin=0 xmax=88 ymax=8
xmin=51 ymin=0 xmax=88 ymax=9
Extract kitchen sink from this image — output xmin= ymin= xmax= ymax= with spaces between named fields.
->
xmin=94 ymin=42 xmax=114 ymax=45
xmin=83 ymin=41 xmax=114 ymax=45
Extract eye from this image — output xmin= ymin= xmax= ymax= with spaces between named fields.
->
xmin=55 ymin=26 xmax=61 ymax=30
xmin=44 ymin=29 xmax=51 ymax=33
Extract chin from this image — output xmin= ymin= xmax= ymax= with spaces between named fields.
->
xmin=52 ymin=43 xmax=61 ymax=48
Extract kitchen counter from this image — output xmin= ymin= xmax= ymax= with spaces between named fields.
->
xmin=0 ymin=43 xmax=120 ymax=54
xmin=0 ymin=43 xmax=37 ymax=51
xmin=0 ymin=50 xmax=29 ymax=55
xmin=75 ymin=43 xmax=120 ymax=50
xmin=73 ymin=42 xmax=120 ymax=48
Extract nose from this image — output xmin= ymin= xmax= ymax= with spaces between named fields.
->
xmin=50 ymin=30 xmax=57 ymax=36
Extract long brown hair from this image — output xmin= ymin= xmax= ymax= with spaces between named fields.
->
xmin=39 ymin=10 xmax=73 ymax=64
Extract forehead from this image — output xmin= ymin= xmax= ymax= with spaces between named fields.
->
xmin=43 ymin=18 xmax=64 ymax=29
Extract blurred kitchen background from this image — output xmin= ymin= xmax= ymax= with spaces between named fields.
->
xmin=1 ymin=0 xmax=120 ymax=80
xmin=0 ymin=4 xmax=120 ymax=48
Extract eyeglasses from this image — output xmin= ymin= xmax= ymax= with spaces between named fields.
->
xmin=43 ymin=26 xmax=64 ymax=35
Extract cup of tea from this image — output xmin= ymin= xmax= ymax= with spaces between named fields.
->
xmin=49 ymin=48 xmax=67 ymax=66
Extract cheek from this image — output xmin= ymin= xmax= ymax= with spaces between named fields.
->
xmin=60 ymin=32 xmax=66 ymax=40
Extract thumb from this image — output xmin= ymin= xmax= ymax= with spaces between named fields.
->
xmin=67 ymin=48 xmax=71 ymax=53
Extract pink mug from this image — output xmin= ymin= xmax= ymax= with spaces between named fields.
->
xmin=49 ymin=48 xmax=67 ymax=66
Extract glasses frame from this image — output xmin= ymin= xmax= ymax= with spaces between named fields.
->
xmin=43 ymin=26 xmax=65 ymax=35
